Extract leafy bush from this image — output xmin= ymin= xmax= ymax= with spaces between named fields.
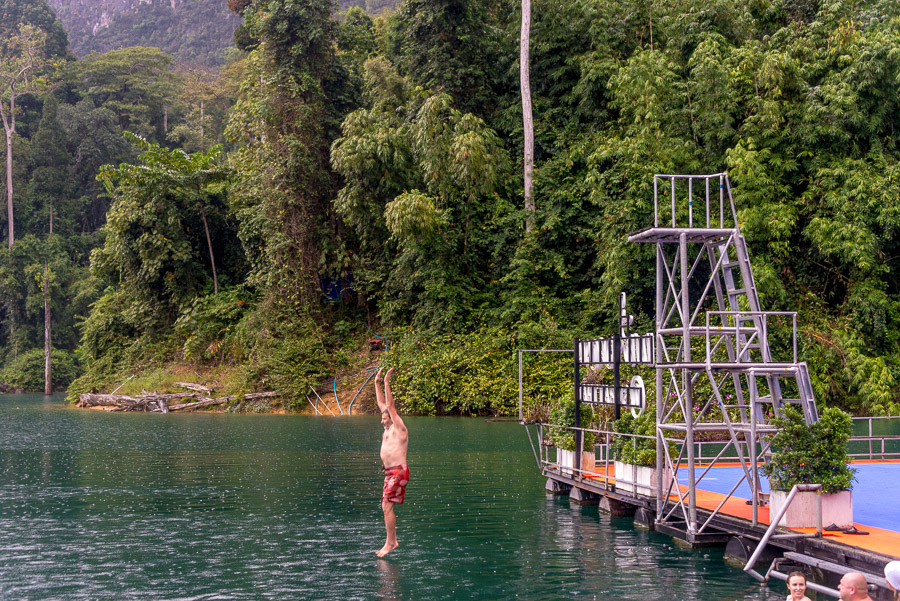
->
xmin=175 ymin=287 xmax=257 ymax=363
xmin=548 ymin=395 xmax=594 ymax=452
xmin=383 ymin=325 xmax=573 ymax=416
xmin=0 ymin=348 xmax=81 ymax=391
xmin=78 ymin=287 xmax=140 ymax=366
xmin=762 ymin=406 xmax=856 ymax=493
xmin=613 ymin=408 xmax=658 ymax=466
xmin=236 ymin=306 xmax=334 ymax=411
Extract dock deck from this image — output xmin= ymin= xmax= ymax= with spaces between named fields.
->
xmin=544 ymin=459 xmax=900 ymax=599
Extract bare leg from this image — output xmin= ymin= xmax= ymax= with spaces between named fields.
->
xmin=377 ymin=500 xmax=399 ymax=557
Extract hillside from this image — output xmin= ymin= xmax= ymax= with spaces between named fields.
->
xmin=46 ymin=0 xmax=241 ymax=65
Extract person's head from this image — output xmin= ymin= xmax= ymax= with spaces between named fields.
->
xmin=381 ymin=410 xmax=392 ymax=429
xmin=787 ymin=571 xmax=807 ymax=599
xmin=885 ymin=561 xmax=900 ymax=598
xmin=838 ymin=572 xmax=868 ymax=600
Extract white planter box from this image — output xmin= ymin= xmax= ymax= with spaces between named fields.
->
xmin=769 ymin=489 xmax=853 ymax=529
xmin=556 ymin=449 xmax=596 ymax=474
xmin=614 ymin=461 xmax=671 ymax=497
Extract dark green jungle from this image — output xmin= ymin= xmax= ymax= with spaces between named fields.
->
xmin=2 ymin=0 xmax=900 ymax=418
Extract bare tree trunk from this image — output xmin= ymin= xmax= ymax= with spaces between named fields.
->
xmin=163 ymin=105 xmax=168 ymax=133
xmin=8 ymin=309 xmax=14 ymax=358
xmin=200 ymin=99 xmax=205 ymax=149
xmin=199 ymin=202 xmax=218 ymax=294
xmin=520 ymin=0 xmax=535 ymax=233
xmin=44 ymin=201 xmax=52 ymax=394
xmin=5 ymin=125 xmax=13 ymax=249
xmin=44 ymin=263 xmax=51 ymax=395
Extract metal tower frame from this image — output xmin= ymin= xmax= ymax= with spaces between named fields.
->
xmin=627 ymin=173 xmax=819 ymax=540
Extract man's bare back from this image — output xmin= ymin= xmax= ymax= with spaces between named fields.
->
xmin=375 ymin=368 xmax=408 ymax=557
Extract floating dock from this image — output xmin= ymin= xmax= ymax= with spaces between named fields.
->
xmin=519 ymin=173 xmax=900 ymax=600
xmin=538 ymin=456 xmax=899 ymax=600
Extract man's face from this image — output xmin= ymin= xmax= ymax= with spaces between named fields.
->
xmin=381 ymin=412 xmax=392 ymax=429
xmin=838 ymin=575 xmax=855 ymax=600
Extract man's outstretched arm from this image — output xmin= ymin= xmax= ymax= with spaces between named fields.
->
xmin=375 ymin=368 xmax=387 ymax=412
xmin=383 ymin=369 xmax=406 ymax=433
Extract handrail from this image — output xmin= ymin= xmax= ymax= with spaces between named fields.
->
xmin=516 ymin=349 xmax=573 ymax=422
xmin=704 ymin=310 xmax=798 ymax=365
xmin=536 ymin=424 xmax=653 ymax=484
xmin=653 ymin=173 xmax=736 ymax=229
xmin=744 ymin=484 xmax=822 ymax=581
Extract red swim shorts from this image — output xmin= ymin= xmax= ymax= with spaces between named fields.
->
xmin=382 ymin=464 xmax=410 ymax=504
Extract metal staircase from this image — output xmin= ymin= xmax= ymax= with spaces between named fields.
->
xmin=627 ymin=172 xmax=820 ymax=538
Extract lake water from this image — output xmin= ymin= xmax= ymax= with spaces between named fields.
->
xmin=0 ymin=394 xmax=787 ymax=601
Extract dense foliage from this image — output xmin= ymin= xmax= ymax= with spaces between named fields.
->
xmin=612 ymin=409 xmax=659 ymax=466
xmin=2 ymin=0 xmax=900 ymax=418
xmin=383 ymin=324 xmax=573 ymax=415
xmin=546 ymin=394 xmax=595 ymax=452
xmin=762 ymin=405 xmax=856 ymax=493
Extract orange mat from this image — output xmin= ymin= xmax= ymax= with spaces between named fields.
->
xmin=578 ymin=463 xmax=900 ymax=559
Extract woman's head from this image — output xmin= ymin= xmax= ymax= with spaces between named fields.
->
xmin=885 ymin=561 xmax=900 ymax=592
xmin=788 ymin=571 xmax=807 ymax=599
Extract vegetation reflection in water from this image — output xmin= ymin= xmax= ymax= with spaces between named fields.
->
xmin=0 ymin=395 xmax=788 ymax=601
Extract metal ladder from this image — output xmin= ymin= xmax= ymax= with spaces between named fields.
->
xmin=714 ymin=233 xmax=817 ymax=425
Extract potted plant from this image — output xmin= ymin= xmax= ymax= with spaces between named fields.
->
xmin=548 ymin=396 xmax=595 ymax=474
xmin=762 ymin=406 xmax=856 ymax=528
xmin=613 ymin=408 xmax=671 ymax=496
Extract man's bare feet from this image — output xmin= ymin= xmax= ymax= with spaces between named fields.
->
xmin=376 ymin=541 xmax=398 ymax=557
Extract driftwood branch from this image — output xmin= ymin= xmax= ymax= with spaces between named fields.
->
xmin=78 ymin=391 xmax=276 ymax=412
xmin=174 ymin=382 xmax=213 ymax=394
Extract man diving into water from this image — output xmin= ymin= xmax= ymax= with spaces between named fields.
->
xmin=375 ymin=367 xmax=408 ymax=557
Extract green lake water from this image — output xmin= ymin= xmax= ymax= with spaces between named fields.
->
xmin=0 ymin=394 xmax=788 ymax=600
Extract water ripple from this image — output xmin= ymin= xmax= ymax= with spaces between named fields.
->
xmin=0 ymin=395 xmax=782 ymax=601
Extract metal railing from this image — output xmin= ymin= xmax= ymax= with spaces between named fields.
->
xmin=849 ymin=416 xmax=900 ymax=460
xmin=535 ymin=424 xmax=657 ymax=490
xmin=653 ymin=173 xmax=738 ymax=229
xmin=704 ymin=310 xmax=798 ymax=365
xmin=517 ymin=349 xmax=572 ymax=422
xmin=744 ymin=484 xmax=823 ymax=577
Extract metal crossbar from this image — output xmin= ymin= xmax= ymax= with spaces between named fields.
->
xmin=629 ymin=172 xmax=821 ymax=534
xmin=520 ymin=172 xmax=824 ymax=542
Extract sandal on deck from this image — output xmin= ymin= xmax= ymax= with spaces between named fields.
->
xmin=840 ymin=526 xmax=869 ymax=535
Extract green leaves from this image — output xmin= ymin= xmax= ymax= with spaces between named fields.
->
xmin=67 ymin=47 xmax=176 ymax=142
xmin=762 ymin=405 xmax=856 ymax=493
xmin=549 ymin=396 xmax=595 ymax=452
xmin=613 ymin=409 xmax=660 ymax=466
xmin=384 ymin=191 xmax=442 ymax=245
xmin=332 ymin=63 xmax=511 ymax=329
xmin=93 ymin=136 xmax=231 ymax=332
xmin=384 ymin=325 xmax=573 ymax=416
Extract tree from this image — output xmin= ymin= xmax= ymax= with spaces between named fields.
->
xmin=0 ymin=24 xmax=52 ymax=248
xmin=519 ymin=0 xmax=534 ymax=232
xmin=57 ymin=97 xmax=133 ymax=232
xmin=95 ymin=136 xmax=232 ymax=331
xmin=229 ymin=0 xmax=352 ymax=306
xmin=338 ymin=7 xmax=377 ymax=72
xmin=167 ymin=62 xmax=241 ymax=153
xmin=27 ymin=94 xmax=69 ymax=235
xmin=68 ymin=47 xmax=177 ymax=143
xmin=29 ymin=94 xmax=70 ymax=393
xmin=390 ymin=0 xmax=515 ymax=118
xmin=0 ymin=0 xmax=70 ymax=59
xmin=332 ymin=62 xmax=511 ymax=328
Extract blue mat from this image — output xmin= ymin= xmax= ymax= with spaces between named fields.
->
xmin=677 ymin=463 xmax=897 ymax=531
